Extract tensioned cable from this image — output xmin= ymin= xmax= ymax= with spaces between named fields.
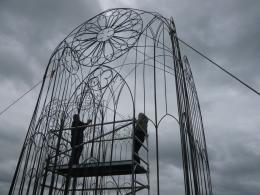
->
xmin=1 ymin=38 xmax=260 ymax=118
xmin=0 ymin=79 xmax=43 ymax=117
xmin=0 ymin=70 xmax=56 ymax=117
xmin=178 ymin=38 xmax=260 ymax=96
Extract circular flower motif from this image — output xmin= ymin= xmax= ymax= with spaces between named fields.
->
xmin=96 ymin=28 xmax=115 ymax=42
xmin=71 ymin=9 xmax=143 ymax=67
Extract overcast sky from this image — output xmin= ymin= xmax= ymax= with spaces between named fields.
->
xmin=1 ymin=0 xmax=260 ymax=194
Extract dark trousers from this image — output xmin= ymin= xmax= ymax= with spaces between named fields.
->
xmin=134 ymin=135 xmax=144 ymax=163
xmin=69 ymin=145 xmax=83 ymax=165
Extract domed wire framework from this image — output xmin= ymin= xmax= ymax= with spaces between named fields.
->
xmin=9 ymin=8 xmax=212 ymax=195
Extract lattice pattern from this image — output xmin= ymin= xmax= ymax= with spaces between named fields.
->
xmin=9 ymin=8 xmax=212 ymax=195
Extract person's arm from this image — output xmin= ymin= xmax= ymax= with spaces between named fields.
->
xmin=80 ymin=119 xmax=92 ymax=129
xmin=86 ymin=119 xmax=92 ymax=125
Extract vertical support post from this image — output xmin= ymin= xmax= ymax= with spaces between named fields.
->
xmin=8 ymin=146 xmax=26 ymax=195
xmin=146 ymin=133 xmax=150 ymax=195
xmin=153 ymin=40 xmax=160 ymax=195
xmin=48 ymin=115 xmax=65 ymax=195
xmin=131 ymin=118 xmax=136 ymax=195
xmin=169 ymin=17 xmax=212 ymax=195
xmin=169 ymin=18 xmax=198 ymax=195
xmin=72 ymin=177 xmax=77 ymax=195
xmin=40 ymin=156 xmax=50 ymax=195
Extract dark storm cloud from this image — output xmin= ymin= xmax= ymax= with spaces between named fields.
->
xmin=210 ymin=141 xmax=260 ymax=195
xmin=1 ymin=1 xmax=260 ymax=195
xmin=0 ymin=0 xmax=101 ymax=193
xmin=135 ymin=1 xmax=260 ymax=194
xmin=178 ymin=0 xmax=260 ymax=85
xmin=0 ymin=0 xmax=100 ymax=85
xmin=138 ymin=0 xmax=260 ymax=85
xmin=0 ymin=121 xmax=27 ymax=194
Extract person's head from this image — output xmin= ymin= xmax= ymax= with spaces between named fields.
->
xmin=138 ymin=113 xmax=148 ymax=124
xmin=73 ymin=114 xmax=80 ymax=121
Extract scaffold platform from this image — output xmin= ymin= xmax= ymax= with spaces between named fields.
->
xmin=55 ymin=160 xmax=147 ymax=177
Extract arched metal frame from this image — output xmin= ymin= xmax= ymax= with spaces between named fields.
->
xmin=9 ymin=8 xmax=213 ymax=195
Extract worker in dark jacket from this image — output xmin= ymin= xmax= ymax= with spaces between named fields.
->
xmin=134 ymin=113 xmax=148 ymax=163
xmin=69 ymin=114 xmax=92 ymax=165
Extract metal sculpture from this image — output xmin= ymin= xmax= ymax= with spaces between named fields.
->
xmin=8 ymin=8 xmax=212 ymax=195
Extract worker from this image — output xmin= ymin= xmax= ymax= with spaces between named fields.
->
xmin=69 ymin=114 xmax=92 ymax=165
xmin=134 ymin=113 xmax=148 ymax=163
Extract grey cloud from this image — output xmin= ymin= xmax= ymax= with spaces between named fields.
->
xmin=0 ymin=0 xmax=101 ymax=193
xmin=0 ymin=0 xmax=101 ymax=85
xmin=1 ymin=1 xmax=260 ymax=195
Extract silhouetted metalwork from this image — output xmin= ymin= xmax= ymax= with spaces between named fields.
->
xmin=9 ymin=8 xmax=212 ymax=195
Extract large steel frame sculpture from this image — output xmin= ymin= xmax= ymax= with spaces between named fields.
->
xmin=9 ymin=8 xmax=212 ymax=195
